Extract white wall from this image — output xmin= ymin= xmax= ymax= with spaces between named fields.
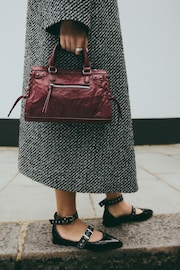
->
xmin=0 ymin=0 xmax=180 ymax=119
xmin=0 ymin=1 xmax=27 ymax=118
xmin=118 ymin=0 xmax=180 ymax=118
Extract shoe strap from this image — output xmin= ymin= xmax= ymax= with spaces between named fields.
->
xmin=49 ymin=212 xmax=78 ymax=225
xmin=77 ymin=225 xmax=94 ymax=249
xmin=99 ymin=195 xmax=124 ymax=207
xmin=131 ymin=206 xmax=136 ymax=216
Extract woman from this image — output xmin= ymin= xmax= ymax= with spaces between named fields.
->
xmin=19 ymin=0 xmax=153 ymax=251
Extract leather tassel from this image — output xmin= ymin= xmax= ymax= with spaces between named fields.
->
xmin=42 ymin=84 xmax=53 ymax=114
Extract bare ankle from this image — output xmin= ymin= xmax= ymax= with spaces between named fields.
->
xmin=106 ymin=192 xmax=122 ymax=200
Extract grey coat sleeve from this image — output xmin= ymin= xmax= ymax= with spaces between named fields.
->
xmin=42 ymin=0 xmax=91 ymax=36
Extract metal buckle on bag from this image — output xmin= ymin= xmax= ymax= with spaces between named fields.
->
xmin=48 ymin=66 xmax=58 ymax=73
xmin=82 ymin=66 xmax=92 ymax=75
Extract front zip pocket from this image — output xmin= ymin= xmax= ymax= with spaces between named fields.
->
xmin=49 ymin=83 xmax=90 ymax=89
xmin=42 ymin=83 xmax=91 ymax=114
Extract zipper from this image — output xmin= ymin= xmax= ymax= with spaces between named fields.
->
xmin=42 ymin=83 xmax=90 ymax=114
xmin=49 ymin=83 xmax=90 ymax=89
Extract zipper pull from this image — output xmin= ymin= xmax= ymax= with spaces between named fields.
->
xmin=42 ymin=84 xmax=53 ymax=114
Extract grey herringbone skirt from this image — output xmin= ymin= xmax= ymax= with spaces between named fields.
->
xmin=18 ymin=0 xmax=138 ymax=193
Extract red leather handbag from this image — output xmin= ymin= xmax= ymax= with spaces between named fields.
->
xmin=8 ymin=43 xmax=121 ymax=123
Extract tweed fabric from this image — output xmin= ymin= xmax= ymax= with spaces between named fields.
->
xmin=18 ymin=0 xmax=138 ymax=193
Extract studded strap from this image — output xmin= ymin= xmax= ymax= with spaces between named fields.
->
xmin=131 ymin=206 xmax=136 ymax=216
xmin=77 ymin=225 xmax=94 ymax=249
xmin=99 ymin=195 xmax=124 ymax=207
xmin=49 ymin=212 xmax=78 ymax=225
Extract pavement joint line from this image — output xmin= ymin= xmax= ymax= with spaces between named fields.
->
xmin=16 ymin=221 xmax=29 ymax=262
xmin=156 ymin=173 xmax=180 ymax=192
xmin=88 ymin=194 xmax=97 ymax=217
xmin=0 ymin=172 xmax=19 ymax=192
xmin=138 ymin=166 xmax=180 ymax=193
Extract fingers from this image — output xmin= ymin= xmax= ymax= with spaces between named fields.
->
xmin=74 ymin=37 xmax=85 ymax=55
xmin=85 ymin=36 xmax=88 ymax=50
xmin=74 ymin=36 xmax=88 ymax=56
xmin=60 ymin=20 xmax=88 ymax=55
xmin=60 ymin=35 xmax=87 ymax=55
xmin=60 ymin=35 xmax=66 ymax=51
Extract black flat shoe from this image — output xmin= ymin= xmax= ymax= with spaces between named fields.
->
xmin=49 ymin=212 xmax=123 ymax=251
xmin=99 ymin=196 xmax=153 ymax=227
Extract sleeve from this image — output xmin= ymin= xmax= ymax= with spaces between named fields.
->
xmin=42 ymin=0 xmax=91 ymax=36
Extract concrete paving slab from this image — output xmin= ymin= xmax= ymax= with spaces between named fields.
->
xmin=8 ymin=173 xmax=42 ymax=187
xmin=0 ymin=147 xmax=19 ymax=190
xmin=76 ymin=193 xmax=95 ymax=218
xmin=0 ymin=185 xmax=56 ymax=222
xmin=0 ymin=164 xmax=18 ymax=190
xmin=156 ymin=173 xmax=180 ymax=191
xmin=0 ymin=185 xmax=94 ymax=222
xmin=136 ymin=152 xmax=180 ymax=174
xmin=172 ymin=155 xmax=180 ymax=161
xmin=0 ymin=147 xmax=18 ymax=163
xmin=89 ymin=193 xmax=104 ymax=218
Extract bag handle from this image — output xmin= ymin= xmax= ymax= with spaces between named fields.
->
xmin=48 ymin=43 xmax=91 ymax=74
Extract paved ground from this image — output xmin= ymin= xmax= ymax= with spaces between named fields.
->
xmin=0 ymin=145 xmax=180 ymax=222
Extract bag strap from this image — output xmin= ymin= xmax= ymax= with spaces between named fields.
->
xmin=48 ymin=43 xmax=91 ymax=74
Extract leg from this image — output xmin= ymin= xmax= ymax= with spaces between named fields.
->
xmin=55 ymin=189 xmax=76 ymax=216
xmin=55 ymin=189 xmax=103 ymax=242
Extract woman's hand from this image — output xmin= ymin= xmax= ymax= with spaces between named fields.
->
xmin=60 ymin=20 xmax=88 ymax=55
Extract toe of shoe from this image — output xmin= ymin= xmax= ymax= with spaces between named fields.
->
xmin=136 ymin=208 xmax=153 ymax=221
xmin=86 ymin=232 xmax=123 ymax=251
